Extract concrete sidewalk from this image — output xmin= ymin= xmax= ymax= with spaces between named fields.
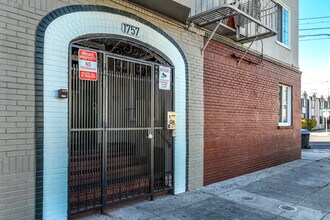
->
xmin=81 ymin=150 xmax=330 ymax=220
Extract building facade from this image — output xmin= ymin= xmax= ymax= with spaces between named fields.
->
xmin=301 ymin=92 xmax=329 ymax=130
xmin=0 ymin=0 xmax=300 ymax=219
xmin=301 ymin=91 xmax=308 ymax=119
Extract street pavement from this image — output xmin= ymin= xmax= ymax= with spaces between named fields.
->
xmin=80 ymin=149 xmax=330 ymax=220
xmin=310 ymin=130 xmax=330 ymax=149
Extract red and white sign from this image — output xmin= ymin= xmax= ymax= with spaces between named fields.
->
xmin=78 ymin=49 xmax=98 ymax=81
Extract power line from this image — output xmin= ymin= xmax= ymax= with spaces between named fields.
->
xmin=299 ymin=34 xmax=330 ymax=38
xmin=303 ymin=83 xmax=325 ymax=85
xmin=303 ymin=78 xmax=329 ymax=84
xmin=299 ymin=27 xmax=330 ymax=31
xmin=299 ymin=15 xmax=330 ymax=20
xmin=300 ymin=20 xmax=330 ymax=25
xmin=303 ymin=82 xmax=330 ymax=85
xmin=299 ymin=37 xmax=330 ymax=41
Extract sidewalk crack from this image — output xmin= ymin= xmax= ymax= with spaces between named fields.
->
xmin=320 ymin=211 xmax=330 ymax=220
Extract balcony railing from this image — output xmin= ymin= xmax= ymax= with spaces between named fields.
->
xmin=188 ymin=0 xmax=277 ymax=44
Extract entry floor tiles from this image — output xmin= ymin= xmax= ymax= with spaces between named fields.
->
xmin=80 ymin=151 xmax=330 ymax=220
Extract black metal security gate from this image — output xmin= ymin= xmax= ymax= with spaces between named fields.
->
xmin=68 ymin=38 xmax=174 ymax=216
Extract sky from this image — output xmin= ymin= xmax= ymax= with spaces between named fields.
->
xmin=299 ymin=0 xmax=330 ymax=97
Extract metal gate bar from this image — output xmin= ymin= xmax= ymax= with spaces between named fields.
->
xmin=105 ymin=58 xmax=153 ymax=205
xmin=69 ymin=44 xmax=174 ymax=216
xmin=69 ymin=63 xmax=103 ymax=214
xmin=154 ymin=65 xmax=174 ymax=191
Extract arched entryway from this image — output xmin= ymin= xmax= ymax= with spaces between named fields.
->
xmin=69 ymin=36 xmax=175 ymax=215
xmin=36 ymin=6 xmax=187 ymax=219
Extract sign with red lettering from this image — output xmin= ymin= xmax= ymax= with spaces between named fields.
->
xmin=78 ymin=49 xmax=98 ymax=81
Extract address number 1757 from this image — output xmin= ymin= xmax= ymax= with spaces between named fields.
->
xmin=121 ymin=23 xmax=140 ymax=37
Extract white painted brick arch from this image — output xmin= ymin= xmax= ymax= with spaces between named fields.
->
xmin=43 ymin=11 xmax=186 ymax=219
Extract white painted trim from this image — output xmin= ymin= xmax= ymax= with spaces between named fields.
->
xmin=43 ymin=11 xmax=186 ymax=219
xmin=278 ymin=84 xmax=292 ymax=126
xmin=276 ymin=40 xmax=291 ymax=51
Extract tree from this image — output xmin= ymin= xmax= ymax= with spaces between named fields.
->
xmin=307 ymin=119 xmax=317 ymax=130
xmin=301 ymin=118 xmax=307 ymax=129
xmin=301 ymin=118 xmax=317 ymax=130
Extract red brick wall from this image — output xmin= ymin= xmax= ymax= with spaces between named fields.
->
xmin=204 ymin=40 xmax=301 ymax=185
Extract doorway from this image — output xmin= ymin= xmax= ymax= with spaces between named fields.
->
xmin=68 ymin=37 xmax=174 ymax=216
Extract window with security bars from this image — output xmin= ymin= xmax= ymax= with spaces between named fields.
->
xmin=279 ymin=84 xmax=292 ymax=125
xmin=277 ymin=2 xmax=290 ymax=47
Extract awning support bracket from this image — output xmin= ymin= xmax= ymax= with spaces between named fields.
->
xmin=237 ymin=36 xmax=258 ymax=66
xmin=201 ymin=19 xmax=223 ymax=55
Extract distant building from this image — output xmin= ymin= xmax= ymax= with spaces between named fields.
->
xmin=301 ymin=92 xmax=330 ymax=129
xmin=301 ymin=91 xmax=308 ymax=118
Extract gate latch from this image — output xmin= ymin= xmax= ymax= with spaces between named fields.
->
xmin=147 ymin=131 xmax=153 ymax=139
